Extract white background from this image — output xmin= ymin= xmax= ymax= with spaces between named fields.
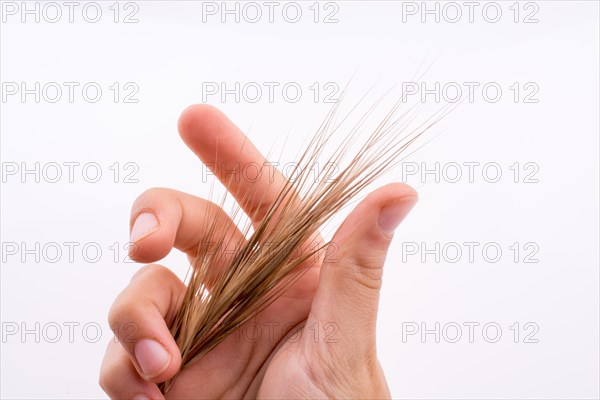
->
xmin=1 ymin=1 xmax=599 ymax=398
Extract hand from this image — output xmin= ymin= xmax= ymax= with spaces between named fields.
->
xmin=99 ymin=105 xmax=418 ymax=399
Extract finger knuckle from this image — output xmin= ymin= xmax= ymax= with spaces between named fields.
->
xmin=107 ymin=294 xmax=133 ymax=329
xmin=131 ymin=187 xmax=172 ymax=212
xmin=98 ymin=358 xmax=119 ymax=395
xmin=108 ymin=264 xmax=166 ymax=326
xmin=345 ymin=250 xmax=387 ymax=290
xmin=130 ymin=263 xmax=171 ymax=283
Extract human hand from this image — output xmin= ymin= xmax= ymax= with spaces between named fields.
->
xmin=99 ymin=105 xmax=418 ymax=399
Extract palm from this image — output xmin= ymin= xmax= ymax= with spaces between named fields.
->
xmin=166 ymin=259 xmax=322 ymax=398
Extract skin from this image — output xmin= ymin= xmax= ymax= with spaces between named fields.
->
xmin=99 ymin=105 xmax=418 ymax=399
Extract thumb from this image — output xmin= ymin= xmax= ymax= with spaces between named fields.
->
xmin=308 ymin=183 xmax=417 ymax=352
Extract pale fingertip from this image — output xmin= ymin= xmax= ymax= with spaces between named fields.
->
xmin=131 ymin=211 xmax=160 ymax=242
xmin=134 ymin=339 xmax=172 ymax=380
xmin=378 ymin=196 xmax=418 ymax=235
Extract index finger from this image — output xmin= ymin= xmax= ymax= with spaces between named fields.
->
xmin=178 ymin=104 xmax=296 ymax=225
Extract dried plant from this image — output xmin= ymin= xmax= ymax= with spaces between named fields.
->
xmin=160 ymin=89 xmax=452 ymax=393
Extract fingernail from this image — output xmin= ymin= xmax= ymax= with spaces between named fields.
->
xmin=378 ymin=196 xmax=418 ymax=234
xmin=134 ymin=339 xmax=171 ymax=379
xmin=130 ymin=212 xmax=160 ymax=242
